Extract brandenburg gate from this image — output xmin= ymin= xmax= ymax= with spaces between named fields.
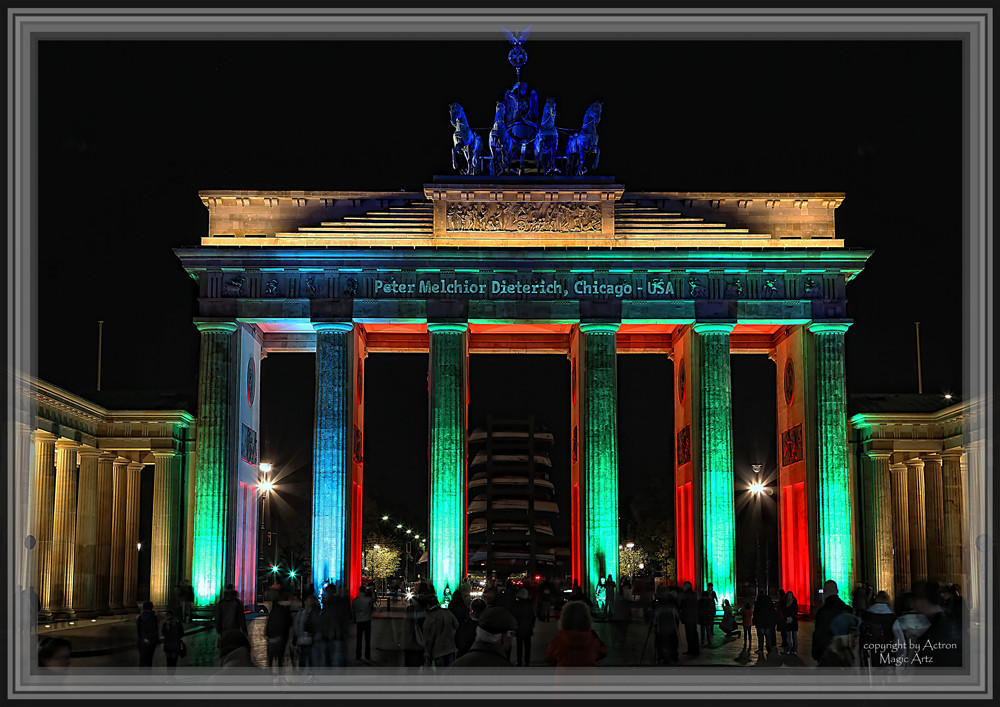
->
xmin=175 ymin=180 xmax=869 ymax=613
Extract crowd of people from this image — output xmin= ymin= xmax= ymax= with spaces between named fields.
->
xmin=35 ymin=573 xmax=968 ymax=673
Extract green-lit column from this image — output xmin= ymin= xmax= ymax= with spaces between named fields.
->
xmin=312 ymin=322 xmax=354 ymax=599
xmin=579 ymin=323 xmax=620 ymax=600
xmin=428 ymin=323 xmax=468 ymax=603
xmin=808 ymin=322 xmax=854 ymax=596
xmin=693 ymin=323 xmax=736 ymax=609
xmin=191 ymin=320 xmax=238 ymax=608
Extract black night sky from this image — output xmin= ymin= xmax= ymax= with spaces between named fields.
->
xmin=36 ymin=38 xmax=963 ymax=585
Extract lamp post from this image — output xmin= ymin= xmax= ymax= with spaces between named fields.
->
xmin=749 ymin=464 xmax=773 ymax=597
xmin=258 ymin=463 xmax=274 ymax=605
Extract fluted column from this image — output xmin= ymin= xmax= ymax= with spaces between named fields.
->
xmin=191 ymin=320 xmax=238 ymax=608
xmin=50 ymin=439 xmax=79 ymax=618
xmin=963 ymin=441 xmax=983 ymax=615
xmin=109 ymin=457 xmax=129 ymax=612
xmin=866 ymin=452 xmax=894 ymax=595
xmin=922 ymin=454 xmax=945 ymax=583
xmin=905 ymin=457 xmax=927 ymax=584
xmin=889 ymin=462 xmax=911 ymax=595
xmin=94 ymin=452 xmax=116 ymax=614
xmin=15 ymin=422 xmax=33 ymax=591
xmin=807 ymin=322 xmax=854 ymax=595
xmin=150 ymin=451 xmax=177 ymax=609
xmin=941 ymin=449 xmax=965 ymax=586
xmin=312 ymin=322 xmax=354 ymax=598
xmin=123 ymin=461 xmax=143 ymax=610
xmin=71 ymin=447 xmax=101 ymax=617
xmin=428 ymin=323 xmax=469 ymax=603
xmin=693 ymin=322 xmax=736 ymax=608
xmin=29 ymin=430 xmax=57 ymax=619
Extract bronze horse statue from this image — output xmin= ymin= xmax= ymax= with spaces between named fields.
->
xmin=449 ymin=102 xmax=482 ymax=176
xmin=565 ymin=101 xmax=602 ymax=176
xmin=533 ymin=98 xmax=559 ymax=175
xmin=488 ymin=102 xmax=512 ymax=176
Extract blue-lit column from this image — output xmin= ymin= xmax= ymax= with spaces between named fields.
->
xmin=578 ymin=323 xmax=620 ymax=601
xmin=428 ymin=323 xmax=468 ymax=603
xmin=312 ymin=322 xmax=354 ymax=599
xmin=693 ymin=323 xmax=736 ymax=609
xmin=808 ymin=322 xmax=854 ymax=596
xmin=191 ymin=320 xmax=238 ymax=609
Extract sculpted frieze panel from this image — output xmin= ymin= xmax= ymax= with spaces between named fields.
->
xmin=445 ymin=201 xmax=602 ymax=233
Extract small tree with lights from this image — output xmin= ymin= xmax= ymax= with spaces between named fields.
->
xmin=619 ymin=542 xmax=650 ymax=581
xmin=363 ymin=532 xmax=401 ymax=592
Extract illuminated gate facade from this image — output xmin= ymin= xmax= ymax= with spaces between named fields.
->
xmin=176 ymin=181 xmax=869 ymax=612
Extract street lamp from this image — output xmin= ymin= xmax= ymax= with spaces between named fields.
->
xmin=748 ymin=466 xmax=773 ymax=597
xmin=258 ymin=463 xmax=277 ymax=605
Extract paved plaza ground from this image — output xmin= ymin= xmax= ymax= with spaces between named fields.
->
xmin=38 ymin=604 xmax=816 ymax=672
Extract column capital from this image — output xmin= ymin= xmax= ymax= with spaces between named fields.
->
xmin=77 ymin=446 xmax=102 ymax=459
xmin=193 ymin=320 xmax=239 ymax=334
xmin=427 ymin=322 xmax=470 ymax=333
xmin=113 ymin=456 xmax=130 ymax=466
xmin=807 ymin=321 xmax=852 ymax=335
xmin=579 ymin=322 xmax=620 ymax=334
xmin=99 ymin=451 xmax=118 ymax=462
xmin=152 ymin=449 xmax=177 ymax=459
xmin=55 ymin=438 xmax=79 ymax=451
xmin=312 ymin=321 xmax=354 ymax=333
xmin=31 ymin=429 xmax=57 ymax=444
xmin=692 ymin=322 xmax=735 ymax=335
xmin=126 ymin=460 xmax=145 ymax=471
xmin=904 ymin=457 xmax=926 ymax=469
xmin=866 ymin=451 xmax=893 ymax=460
xmin=889 ymin=461 xmax=908 ymax=472
xmin=940 ymin=447 xmax=965 ymax=458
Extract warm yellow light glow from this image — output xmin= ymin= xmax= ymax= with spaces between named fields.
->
xmin=397 ymin=524 xmax=403 ymax=529
xmin=406 ymin=529 xmax=412 ymax=534
xmin=626 ymin=542 xmax=635 ymax=549
xmin=749 ymin=481 xmax=765 ymax=495
xmin=258 ymin=478 xmax=275 ymax=494
xmin=944 ymin=394 xmax=953 ymax=400
xmin=382 ymin=515 xmax=389 ymax=521
xmin=374 ymin=544 xmax=381 ymax=550
xmin=639 ymin=563 xmax=645 ymax=570
xmin=259 ymin=462 xmax=272 ymax=474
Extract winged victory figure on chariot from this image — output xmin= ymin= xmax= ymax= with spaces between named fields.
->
xmin=449 ymin=25 xmax=602 ymax=177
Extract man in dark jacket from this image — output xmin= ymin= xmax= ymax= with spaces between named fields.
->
xmin=161 ymin=609 xmax=184 ymax=673
xmin=752 ymin=593 xmax=777 ymax=655
xmin=511 ymin=588 xmax=536 ymax=666
xmin=136 ymin=600 xmax=159 ymax=669
xmin=859 ymin=590 xmax=895 ymax=667
xmin=912 ymin=581 xmax=961 ymax=667
xmin=679 ymin=581 xmax=700 ymax=656
xmin=215 ymin=585 xmax=247 ymax=638
xmin=455 ymin=598 xmax=487 ymax=657
xmin=811 ymin=580 xmax=850 ymax=662
xmin=450 ymin=607 xmax=516 ymax=668
xmin=265 ymin=589 xmax=293 ymax=669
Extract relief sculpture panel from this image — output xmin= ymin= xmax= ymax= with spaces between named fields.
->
xmin=445 ymin=201 xmax=602 ymax=232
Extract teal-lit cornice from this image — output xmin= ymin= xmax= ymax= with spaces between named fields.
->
xmin=176 ymin=247 xmax=873 ymax=272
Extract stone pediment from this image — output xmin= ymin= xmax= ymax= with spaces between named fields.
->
xmin=199 ymin=185 xmax=844 ymax=248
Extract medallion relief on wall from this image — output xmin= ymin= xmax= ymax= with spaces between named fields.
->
xmin=445 ymin=201 xmax=602 ymax=232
